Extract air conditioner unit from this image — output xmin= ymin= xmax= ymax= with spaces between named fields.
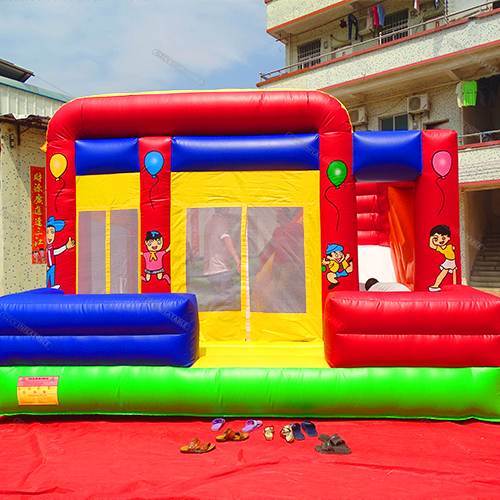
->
xmin=358 ymin=16 xmax=375 ymax=36
xmin=407 ymin=94 xmax=429 ymax=114
xmin=349 ymin=107 xmax=366 ymax=126
xmin=335 ymin=46 xmax=353 ymax=58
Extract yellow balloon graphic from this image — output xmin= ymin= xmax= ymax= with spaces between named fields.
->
xmin=49 ymin=154 xmax=67 ymax=181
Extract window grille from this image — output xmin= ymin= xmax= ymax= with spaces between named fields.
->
xmin=298 ymin=40 xmax=321 ymax=69
xmin=381 ymin=10 xmax=409 ymax=44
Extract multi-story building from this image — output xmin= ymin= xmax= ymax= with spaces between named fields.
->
xmin=0 ymin=58 xmax=69 ymax=295
xmin=258 ymin=0 xmax=500 ymax=292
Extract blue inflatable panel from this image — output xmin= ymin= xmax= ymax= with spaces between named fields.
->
xmin=0 ymin=293 xmax=198 ymax=337
xmin=171 ymin=134 xmax=320 ymax=172
xmin=15 ymin=288 xmax=64 ymax=295
xmin=353 ymin=131 xmax=423 ymax=182
xmin=0 ymin=334 xmax=197 ymax=367
xmin=75 ymin=138 xmax=139 ymax=176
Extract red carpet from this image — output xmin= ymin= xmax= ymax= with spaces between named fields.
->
xmin=1 ymin=416 xmax=500 ymax=499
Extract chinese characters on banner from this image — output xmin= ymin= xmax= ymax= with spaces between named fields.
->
xmin=31 ymin=166 xmax=46 ymax=264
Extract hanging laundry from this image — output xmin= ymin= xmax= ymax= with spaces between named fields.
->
xmin=462 ymin=81 xmax=477 ymax=107
xmin=414 ymin=0 xmax=421 ymax=13
xmin=455 ymin=82 xmax=464 ymax=108
xmin=477 ymin=75 xmax=500 ymax=108
xmin=490 ymin=75 xmax=500 ymax=108
xmin=348 ymin=13 xmax=359 ymax=41
xmin=477 ymin=77 xmax=489 ymax=107
xmin=373 ymin=6 xmax=380 ymax=27
xmin=377 ymin=5 xmax=386 ymax=27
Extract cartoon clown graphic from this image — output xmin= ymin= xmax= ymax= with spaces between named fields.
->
xmin=46 ymin=216 xmax=75 ymax=288
xmin=322 ymin=243 xmax=353 ymax=289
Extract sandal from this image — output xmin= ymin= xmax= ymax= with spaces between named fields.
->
xmin=211 ymin=418 xmax=226 ymax=432
xmin=216 ymin=428 xmax=249 ymax=442
xmin=280 ymin=425 xmax=294 ymax=443
xmin=180 ymin=437 xmax=216 ymax=454
xmin=315 ymin=434 xmax=351 ymax=454
xmin=301 ymin=420 xmax=317 ymax=437
xmin=291 ymin=423 xmax=305 ymax=440
xmin=242 ymin=419 xmax=262 ymax=433
xmin=263 ymin=426 xmax=274 ymax=441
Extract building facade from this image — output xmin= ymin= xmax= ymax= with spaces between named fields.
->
xmin=258 ymin=0 xmax=500 ymax=291
xmin=0 ymin=59 xmax=69 ymax=295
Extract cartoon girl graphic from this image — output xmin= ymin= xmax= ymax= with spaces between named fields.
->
xmin=141 ymin=230 xmax=171 ymax=284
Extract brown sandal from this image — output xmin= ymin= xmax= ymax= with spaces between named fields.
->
xmin=216 ymin=428 xmax=249 ymax=442
xmin=180 ymin=437 xmax=215 ymax=454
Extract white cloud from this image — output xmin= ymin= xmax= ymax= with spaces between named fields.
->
xmin=1 ymin=0 xmax=284 ymax=97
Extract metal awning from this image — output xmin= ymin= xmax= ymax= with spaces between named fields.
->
xmin=0 ymin=58 xmax=34 ymax=83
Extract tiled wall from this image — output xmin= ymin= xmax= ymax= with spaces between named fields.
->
xmin=0 ymin=123 xmax=46 ymax=295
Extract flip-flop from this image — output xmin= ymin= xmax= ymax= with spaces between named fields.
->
xmin=216 ymin=428 xmax=249 ymax=442
xmin=280 ymin=425 xmax=294 ymax=443
xmin=180 ymin=438 xmax=216 ymax=454
xmin=300 ymin=420 xmax=317 ymax=437
xmin=211 ymin=418 xmax=226 ymax=432
xmin=315 ymin=434 xmax=351 ymax=455
xmin=263 ymin=426 xmax=274 ymax=441
xmin=242 ymin=419 xmax=262 ymax=433
xmin=290 ymin=423 xmax=305 ymax=440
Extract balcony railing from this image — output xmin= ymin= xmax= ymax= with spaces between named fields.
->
xmin=459 ymin=129 xmax=500 ymax=146
xmin=260 ymin=1 xmax=497 ymax=82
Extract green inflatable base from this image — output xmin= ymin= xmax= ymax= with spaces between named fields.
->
xmin=3 ymin=366 xmax=500 ymax=420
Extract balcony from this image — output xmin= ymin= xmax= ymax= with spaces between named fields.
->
xmin=259 ymin=2 xmax=500 ymax=101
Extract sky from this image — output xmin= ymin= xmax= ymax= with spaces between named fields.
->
xmin=1 ymin=0 xmax=285 ymax=99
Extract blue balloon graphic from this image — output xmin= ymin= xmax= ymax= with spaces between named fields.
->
xmin=144 ymin=151 xmax=164 ymax=178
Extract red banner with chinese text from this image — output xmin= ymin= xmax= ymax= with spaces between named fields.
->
xmin=31 ymin=166 xmax=47 ymax=264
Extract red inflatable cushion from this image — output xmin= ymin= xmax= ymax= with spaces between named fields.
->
xmin=324 ymin=286 xmax=500 ymax=367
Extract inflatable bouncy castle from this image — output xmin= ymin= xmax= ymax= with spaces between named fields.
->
xmin=1 ymin=90 xmax=500 ymax=420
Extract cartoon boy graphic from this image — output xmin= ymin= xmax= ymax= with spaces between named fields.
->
xmin=46 ymin=216 xmax=75 ymax=288
xmin=428 ymin=224 xmax=457 ymax=292
xmin=141 ymin=230 xmax=171 ymax=284
xmin=322 ymin=243 xmax=353 ymax=289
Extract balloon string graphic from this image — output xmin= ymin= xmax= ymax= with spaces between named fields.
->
xmin=324 ymin=185 xmax=340 ymax=231
xmin=54 ymin=178 xmax=66 ymax=212
xmin=435 ymin=177 xmax=446 ymax=215
xmin=149 ymin=176 xmax=160 ymax=210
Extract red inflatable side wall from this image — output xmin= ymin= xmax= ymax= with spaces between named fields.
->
xmin=139 ymin=137 xmax=172 ymax=294
xmin=320 ymin=132 xmax=358 ymax=303
xmin=414 ymin=130 xmax=461 ymax=291
xmin=46 ymin=141 xmax=77 ymax=294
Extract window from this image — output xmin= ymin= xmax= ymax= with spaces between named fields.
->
xmin=380 ymin=114 xmax=409 ymax=131
xmin=78 ymin=211 xmax=106 ymax=294
xmin=247 ymin=207 xmax=306 ymax=314
xmin=110 ymin=209 xmax=138 ymax=294
xmin=381 ymin=10 xmax=409 ymax=44
xmin=298 ymin=40 xmax=321 ymax=69
xmin=186 ymin=207 xmax=241 ymax=312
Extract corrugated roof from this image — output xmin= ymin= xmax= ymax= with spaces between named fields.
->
xmin=0 ymin=74 xmax=70 ymax=102
xmin=0 ymin=75 xmax=70 ymax=120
